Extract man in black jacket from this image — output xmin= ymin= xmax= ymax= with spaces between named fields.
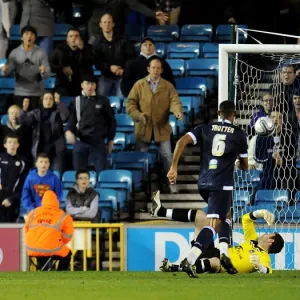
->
xmin=121 ymin=36 xmax=175 ymax=97
xmin=92 ymin=13 xmax=136 ymax=97
xmin=50 ymin=28 xmax=94 ymax=96
xmin=87 ymin=0 xmax=168 ymax=39
xmin=0 ymin=133 xmax=26 ymax=223
xmin=65 ymin=74 xmax=116 ymax=174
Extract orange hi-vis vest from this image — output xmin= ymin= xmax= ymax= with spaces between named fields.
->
xmin=25 ymin=190 xmax=74 ymax=257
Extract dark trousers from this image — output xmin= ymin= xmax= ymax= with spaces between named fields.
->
xmin=36 ymin=250 xmax=72 ymax=271
xmin=73 ymin=140 xmax=107 ymax=174
xmin=14 ymin=95 xmax=40 ymax=110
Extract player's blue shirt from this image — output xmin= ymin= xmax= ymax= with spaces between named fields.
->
xmin=188 ymin=120 xmax=248 ymax=190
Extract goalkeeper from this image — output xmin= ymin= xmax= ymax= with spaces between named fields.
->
xmin=160 ymin=209 xmax=284 ymax=275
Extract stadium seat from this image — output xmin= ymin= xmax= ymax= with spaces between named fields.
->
xmin=167 ymin=42 xmax=200 ymax=59
xmin=234 ymin=190 xmax=251 ymax=207
xmin=180 ymin=96 xmax=194 ymax=125
xmin=93 ymin=65 xmax=101 ymax=76
xmin=186 ymin=58 xmax=218 ymax=89
xmin=165 ymin=59 xmax=185 ymax=77
xmin=108 ymin=96 xmax=121 ymax=113
xmin=234 ymin=169 xmax=261 ymax=189
xmin=0 ymin=58 xmax=7 ymax=71
xmin=169 ymin=114 xmax=185 ymax=138
xmin=202 ymin=43 xmax=219 ymax=58
xmin=0 ymin=77 xmax=15 ymax=94
xmin=155 ymin=42 xmax=165 ymax=57
xmin=10 ymin=24 xmax=20 ymax=40
xmin=180 ymin=24 xmax=213 ymax=42
xmin=98 ymin=169 xmax=132 ymax=211
xmin=255 ymin=189 xmax=289 ymax=209
xmin=53 ymin=24 xmax=73 ymax=41
xmin=296 ymin=191 xmax=300 ymax=202
xmin=113 ymin=152 xmax=150 ymax=197
xmin=60 ymin=189 xmax=69 ymax=209
xmin=125 ymin=24 xmax=144 ymax=41
xmin=216 ymin=24 xmax=248 ymax=43
xmin=53 ymin=170 xmax=60 ymax=179
xmin=44 ymin=77 xmax=56 ymax=90
xmin=62 ymin=170 xmax=97 ymax=189
xmin=95 ymin=188 xmax=119 ymax=222
xmin=115 ymin=113 xmax=134 ymax=133
xmin=1 ymin=114 xmax=7 ymax=126
xmin=113 ymin=132 xmax=126 ymax=151
xmin=147 ymin=25 xmax=179 ymax=42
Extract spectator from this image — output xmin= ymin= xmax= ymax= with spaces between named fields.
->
xmin=126 ymin=57 xmax=183 ymax=193
xmin=20 ymin=0 xmax=55 ymax=54
xmin=121 ymin=36 xmax=175 ymax=97
xmin=0 ymin=133 xmax=26 ymax=222
xmin=293 ymin=93 xmax=300 ymax=165
xmin=21 ymin=152 xmax=63 ymax=213
xmin=92 ymin=13 xmax=136 ymax=97
xmin=50 ymin=28 xmax=94 ymax=97
xmin=25 ymin=190 xmax=73 ymax=271
xmin=65 ymin=168 xmax=99 ymax=221
xmin=0 ymin=0 xmax=18 ymax=59
xmin=19 ymin=92 xmax=66 ymax=174
xmin=255 ymin=111 xmax=297 ymax=192
xmin=155 ymin=0 xmax=181 ymax=25
xmin=1 ymin=25 xmax=50 ymax=110
xmin=248 ymin=93 xmax=274 ymax=137
xmin=88 ymin=0 xmax=168 ymax=39
xmin=65 ymin=74 xmax=116 ymax=174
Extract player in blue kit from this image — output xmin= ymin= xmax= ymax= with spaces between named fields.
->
xmin=166 ymin=101 xmax=248 ymax=277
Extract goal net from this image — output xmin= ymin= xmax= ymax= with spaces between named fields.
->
xmin=219 ymin=43 xmax=300 ymax=270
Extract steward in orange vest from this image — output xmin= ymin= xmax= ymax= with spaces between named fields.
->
xmin=25 ymin=190 xmax=74 ymax=270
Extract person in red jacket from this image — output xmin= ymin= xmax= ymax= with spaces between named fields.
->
xmin=25 ymin=190 xmax=74 ymax=271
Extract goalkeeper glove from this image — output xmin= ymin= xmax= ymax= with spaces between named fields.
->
xmin=253 ymin=209 xmax=274 ymax=225
xmin=250 ymin=253 xmax=268 ymax=273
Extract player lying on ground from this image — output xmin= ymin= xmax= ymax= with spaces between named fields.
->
xmin=153 ymin=202 xmax=284 ymax=275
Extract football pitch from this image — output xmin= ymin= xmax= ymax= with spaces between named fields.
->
xmin=1 ymin=271 xmax=300 ymax=300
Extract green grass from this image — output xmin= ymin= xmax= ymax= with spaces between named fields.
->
xmin=1 ymin=271 xmax=300 ymax=300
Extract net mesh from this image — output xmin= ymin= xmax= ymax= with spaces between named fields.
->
xmin=231 ymin=52 xmax=300 ymax=269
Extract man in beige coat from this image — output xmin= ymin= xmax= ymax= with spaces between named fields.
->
xmin=126 ymin=57 xmax=183 ymax=193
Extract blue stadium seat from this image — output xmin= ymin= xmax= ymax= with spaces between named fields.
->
xmin=10 ymin=24 xmax=20 ymax=40
xmin=180 ymin=24 xmax=213 ymax=42
xmin=96 ymin=187 xmax=118 ymax=211
xmin=155 ymin=42 xmax=165 ymax=57
xmin=0 ymin=77 xmax=15 ymax=94
xmin=60 ymin=189 xmax=69 ymax=209
xmin=0 ymin=58 xmax=7 ymax=72
xmin=113 ymin=132 xmax=126 ymax=151
xmin=202 ymin=43 xmax=218 ymax=58
xmin=255 ymin=189 xmax=289 ymax=209
xmin=186 ymin=58 xmax=218 ymax=89
xmin=169 ymin=114 xmax=185 ymax=138
xmin=165 ymin=59 xmax=185 ymax=77
xmin=53 ymin=24 xmax=73 ymax=41
xmin=93 ymin=65 xmax=101 ymax=76
xmin=53 ymin=170 xmax=60 ymax=179
xmin=147 ymin=25 xmax=179 ymax=42
xmin=108 ymin=96 xmax=121 ymax=113
xmin=216 ymin=24 xmax=248 ymax=43
xmin=115 ymin=113 xmax=134 ymax=133
xmin=234 ymin=169 xmax=261 ymax=189
xmin=180 ymin=96 xmax=194 ymax=124
xmin=1 ymin=114 xmax=7 ymax=126
xmin=113 ymin=152 xmax=149 ymax=193
xmin=167 ymin=42 xmax=200 ymax=59
xmin=234 ymin=190 xmax=251 ymax=208
xmin=125 ymin=24 xmax=144 ymax=41
xmin=60 ymin=96 xmax=73 ymax=106
xmin=296 ymin=191 xmax=300 ymax=202
xmin=62 ymin=170 xmax=97 ymax=189
xmin=96 ymin=187 xmax=119 ymax=222
xmin=98 ymin=169 xmax=132 ymax=210
xmin=44 ymin=77 xmax=56 ymax=90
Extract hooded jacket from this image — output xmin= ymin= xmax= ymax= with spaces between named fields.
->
xmin=25 ymin=190 xmax=73 ymax=257
xmin=21 ymin=168 xmax=63 ymax=213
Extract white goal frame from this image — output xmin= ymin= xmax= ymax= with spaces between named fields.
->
xmin=218 ymin=44 xmax=300 ymax=105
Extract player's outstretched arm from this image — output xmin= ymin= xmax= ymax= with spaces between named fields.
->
xmin=252 ymin=209 xmax=275 ymax=226
xmin=167 ymin=134 xmax=193 ymax=184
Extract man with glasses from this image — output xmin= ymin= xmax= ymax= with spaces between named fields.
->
xmin=65 ymin=168 xmax=99 ymax=221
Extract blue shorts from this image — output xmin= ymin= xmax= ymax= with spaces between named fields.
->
xmin=199 ymin=188 xmax=232 ymax=221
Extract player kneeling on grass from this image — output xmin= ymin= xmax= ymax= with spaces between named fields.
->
xmin=159 ymin=208 xmax=283 ymax=275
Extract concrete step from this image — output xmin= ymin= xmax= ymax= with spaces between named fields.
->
xmin=103 ymin=251 xmax=120 ymax=259
xmin=176 ymin=184 xmax=198 ymax=191
xmin=102 ymin=261 xmax=120 ymax=270
xmin=177 ymin=174 xmax=199 ymax=182
xmin=178 ymin=165 xmax=199 ymax=172
xmin=182 ymin=156 xmax=200 ymax=163
xmin=160 ymin=193 xmax=203 ymax=201
xmin=183 ymin=147 xmax=200 ymax=155
xmin=146 ymin=202 xmax=207 ymax=210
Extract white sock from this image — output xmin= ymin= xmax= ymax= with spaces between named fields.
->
xmin=219 ymin=242 xmax=229 ymax=256
xmin=166 ymin=209 xmax=173 ymax=219
xmin=187 ymin=246 xmax=202 ymax=265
